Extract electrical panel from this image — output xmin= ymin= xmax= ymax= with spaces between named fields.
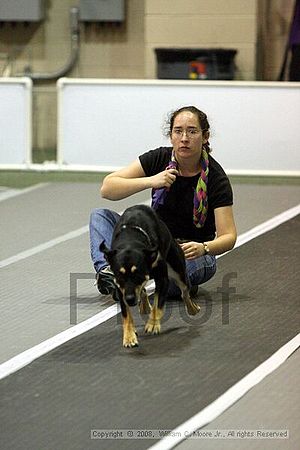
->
xmin=79 ymin=0 xmax=125 ymax=23
xmin=0 ymin=0 xmax=45 ymax=22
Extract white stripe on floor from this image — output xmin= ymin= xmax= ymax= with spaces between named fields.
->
xmin=0 ymin=203 xmax=299 ymax=383
xmin=0 ymin=200 xmax=150 ymax=269
xmin=0 ymin=183 xmax=49 ymax=202
xmin=0 ymin=304 xmax=120 ymax=381
xmin=234 ymin=203 xmax=300 ymax=249
xmin=0 ymin=225 xmax=89 ymax=269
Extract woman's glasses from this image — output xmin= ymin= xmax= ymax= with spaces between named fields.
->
xmin=172 ymin=128 xmax=201 ymax=138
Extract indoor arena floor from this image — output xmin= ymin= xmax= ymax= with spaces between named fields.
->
xmin=0 ymin=180 xmax=299 ymax=450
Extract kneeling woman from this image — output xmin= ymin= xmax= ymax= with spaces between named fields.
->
xmin=89 ymin=105 xmax=237 ymax=299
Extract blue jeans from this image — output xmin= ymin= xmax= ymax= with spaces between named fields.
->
xmin=89 ymin=208 xmax=217 ymax=293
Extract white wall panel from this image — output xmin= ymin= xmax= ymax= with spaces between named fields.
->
xmin=0 ymin=78 xmax=32 ymax=168
xmin=57 ymin=79 xmax=300 ymax=175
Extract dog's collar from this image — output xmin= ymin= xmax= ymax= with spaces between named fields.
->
xmin=120 ymin=224 xmax=152 ymax=247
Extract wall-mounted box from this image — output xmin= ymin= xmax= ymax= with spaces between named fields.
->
xmin=155 ymin=48 xmax=237 ymax=80
xmin=0 ymin=0 xmax=45 ymax=22
xmin=79 ymin=0 xmax=124 ymax=22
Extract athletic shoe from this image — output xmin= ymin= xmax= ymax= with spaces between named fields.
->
xmin=95 ymin=266 xmax=121 ymax=302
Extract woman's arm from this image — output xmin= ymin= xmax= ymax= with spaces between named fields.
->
xmin=180 ymin=206 xmax=237 ymax=259
xmin=207 ymin=205 xmax=237 ymax=255
xmin=101 ymin=159 xmax=178 ymax=201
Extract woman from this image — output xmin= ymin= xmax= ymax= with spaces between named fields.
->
xmin=89 ymin=106 xmax=237 ymax=299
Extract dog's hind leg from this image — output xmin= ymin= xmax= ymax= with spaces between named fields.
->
xmin=181 ymin=284 xmax=201 ymax=316
xmin=121 ymin=302 xmax=138 ymax=348
xmin=167 ymin=264 xmax=201 ymax=316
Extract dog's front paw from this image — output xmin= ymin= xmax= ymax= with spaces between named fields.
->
xmin=123 ymin=330 xmax=139 ymax=348
xmin=145 ymin=319 xmax=161 ymax=335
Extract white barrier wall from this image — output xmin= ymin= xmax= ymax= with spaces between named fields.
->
xmin=0 ymin=78 xmax=32 ymax=168
xmin=57 ymin=79 xmax=300 ymax=176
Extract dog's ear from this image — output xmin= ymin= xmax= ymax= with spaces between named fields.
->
xmin=99 ymin=241 xmax=116 ymax=262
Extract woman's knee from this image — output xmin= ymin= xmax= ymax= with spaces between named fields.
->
xmin=90 ymin=208 xmax=116 ymax=226
xmin=187 ymin=255 xmax=217 ymax=285
xmin=204 ymin=260 xmax=217 ymax=283
xmin=90 ymin=208 xmax=109 ymax=221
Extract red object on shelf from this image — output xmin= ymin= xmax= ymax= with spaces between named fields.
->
xmin=189 ymin=60 xmax=208 ymax=79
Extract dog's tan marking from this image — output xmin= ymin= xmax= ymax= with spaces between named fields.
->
xmin=139 ymin=288 xmax=152 ymax=315
xmin=145 ymin=293 xmax=164 ymax=334
xmin=131 ymin=265 xmax=137 ymax=273
xmin=119 ymin=267 xmax=126 ymax=274
xmin=183 ymin=291 xmax=201 ymax=315
xmin=122 ymin=306 xmax=138 ymax=347
xmin=178 ymin=285 xmax=200 ymax=315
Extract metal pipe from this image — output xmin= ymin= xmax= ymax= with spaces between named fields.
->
xmin=22 ymin=7 xmax=80 ymax=81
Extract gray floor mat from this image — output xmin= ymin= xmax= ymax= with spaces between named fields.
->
xmin=177 ymin=349 xmax=300 ymax=450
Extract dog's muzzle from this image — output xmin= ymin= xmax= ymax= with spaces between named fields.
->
xmin=125 ymin=293 xmax=138 ymax=307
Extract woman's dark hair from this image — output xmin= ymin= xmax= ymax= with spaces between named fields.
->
xmin=168 ymin=105 xmax=210 ymax=133
xmin=165 ymin=106 xmax=211 ymax=152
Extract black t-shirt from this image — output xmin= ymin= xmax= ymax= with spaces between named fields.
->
xmin=139 ymin=146 xmax=233 ymax=242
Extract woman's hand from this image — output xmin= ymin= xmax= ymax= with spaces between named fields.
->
xmin=150 ymin=168 xmax=179 ymax=189
xmin=179 ymin=241 xmax=204 ymax=260
xmin=178 ymin=207 xmax=237 ymax=259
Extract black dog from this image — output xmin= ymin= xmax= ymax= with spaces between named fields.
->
xmin=100 ymin=204 xmax=200 ymax=347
